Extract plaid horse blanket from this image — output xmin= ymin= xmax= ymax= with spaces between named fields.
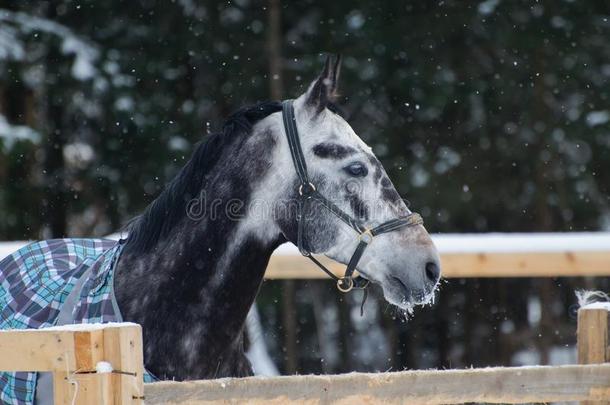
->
xmin=0 ymin=238 xmax=124 ymax=405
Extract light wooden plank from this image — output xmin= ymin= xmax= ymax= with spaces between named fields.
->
xmin=144 ymin=364 xmax=610 ymax=405
xmin=265 ymin=251 xmax=610 ymax=279
xmin=53 ymin=371 xmax=74 ymax=405
xmin=578 ymin=308 xmax=610 ymax=405
xmin=578 ymin=308 xmax=610 ymax=364
xmin=70 ymin=373 xmax=113 ymax=405
xmin=74 ymin=329 xmax=105 ymax=370
xmin=72 ymin=329 xmax=108 ymax=405
xmin=0 ymin=329 xmax=77 ymax=372
xmin=103 ymin=324 xmax=145 ymax=404
xmin=0 ymin=324 xmax=140 ymax=405
xmin=440 ymin=251 xmax=610 ymax=278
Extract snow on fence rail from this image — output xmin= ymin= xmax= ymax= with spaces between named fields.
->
xmin=2 ymin=232 xmax=610 ymax=278
xmin=0 ymin=306 xmax=608 ymax=404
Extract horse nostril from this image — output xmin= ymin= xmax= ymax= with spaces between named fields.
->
xmin=425 ymin=262 xmax=440 ymax=283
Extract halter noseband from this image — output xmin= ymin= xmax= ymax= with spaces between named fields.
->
xmin=281 ymin=100 xmax=424 ymax=293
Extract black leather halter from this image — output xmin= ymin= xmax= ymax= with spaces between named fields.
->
xmin=281 ymin=100 xmax=424 ymax=293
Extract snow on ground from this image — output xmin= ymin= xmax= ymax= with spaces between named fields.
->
xmin=0 ymin=240 xmax=34 ymax=260
xmin=2 ymin=232 xmax=610 ymax=262
xmin=245 ymin=305 xmax=279 ymax=376
xmin=512 ymin=346 xmax=577 ymax=366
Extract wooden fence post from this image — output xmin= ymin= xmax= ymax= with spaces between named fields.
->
xmin=52 ymin=324 xmax=145 ymax=405
xmin=102 ymin=324 xmax=145 ymax=404
xmin=0 ymin=323 xmax=143 ymax=405
xmin=578 ymin=306 xmax=610 ymax=405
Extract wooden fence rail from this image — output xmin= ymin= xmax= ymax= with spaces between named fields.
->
xmin=267 ymin=250 xmax=610 ymax=279
xmin=144 ymin=363 xmax=610 ymax=404
xmin=145 ymin=305 xmax=610 ymax=404
xmin=0 ymin=307 xmax=608 ymax=404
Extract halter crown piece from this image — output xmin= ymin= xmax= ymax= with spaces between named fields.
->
xmin=281 ymin=100 xmax=424 ymax=293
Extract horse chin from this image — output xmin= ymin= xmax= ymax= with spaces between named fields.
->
xmin=346 ymin=265 xmax=436 ymax=315
xmin=377 ymin=277 xmax=435 ymax=317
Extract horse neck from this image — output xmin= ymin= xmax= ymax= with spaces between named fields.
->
xmin=113 ymin=127 xmax=283 ymax=379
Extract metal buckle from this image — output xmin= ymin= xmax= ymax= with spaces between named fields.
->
xmin=408 ymin=213 xmax=424 ymax=226
xmin=359 ymin=229 xmax=373 ymax=244
xmin=298 ymin=182 xmax=316 ymax=196
xmin=337 ymin=277 xmax=354 ymax=293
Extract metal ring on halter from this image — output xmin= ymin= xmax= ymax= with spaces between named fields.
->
xmin=359 ymin=229 xmax=374 ymax=244
xmin=337 ymin=277 xmax=354 ymax=293
xmin=298 ymin=182 xmax=316 ymax=196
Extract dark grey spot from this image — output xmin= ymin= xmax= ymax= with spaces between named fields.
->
xmin=347 ymin=193 xmax=369 ymax=220
xmin=373 ymin=167 xmax=383 ymax=183
xmin=381 ymin=182 xmax=402 ymax=205
xmin=367 ymin=155 xmax=384 ymax=182
xmin=313 ymin=142 xmax=357 ymax=159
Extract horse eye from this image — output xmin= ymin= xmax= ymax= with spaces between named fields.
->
xmin=344 ymin=162 xmax=368 ymax=177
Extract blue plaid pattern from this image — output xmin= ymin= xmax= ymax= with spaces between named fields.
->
xmin=0 ymin=238 xmax=122 ymax=405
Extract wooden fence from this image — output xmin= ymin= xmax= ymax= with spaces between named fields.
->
xmin=267 ymin=249 xmax=610 ymax=278
xmin=3 ymin=233 xmax=610 ymax=280
xmin=144 ymin=364 xmax=610 ymax=404
xmin=0 ymin=306 xmax=608 ymax=404
xmin=0 ymin=323 xmax=144 ymax=405
xmin=267 ymin=232 xmax=610 ymax=278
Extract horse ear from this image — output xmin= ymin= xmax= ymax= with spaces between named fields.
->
xmin=304 ymin=54 xmax=342 ymax=113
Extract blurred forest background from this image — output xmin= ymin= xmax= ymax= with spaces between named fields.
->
xmin=1 ymin=0 xmax=609 ymax=374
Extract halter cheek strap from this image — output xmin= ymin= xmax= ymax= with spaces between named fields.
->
xmin=281 ymin=100 xmax=424 ymax=293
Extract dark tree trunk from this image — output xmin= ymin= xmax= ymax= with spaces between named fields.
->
xmin=281 ymin=280 xmax=298 ymax=373
xmin=43 ymin=104 xmax=68 ymax=238
xmin=336 ymin=294 xmax=351 ymax=373
xmin=265 ymin=0 xmax=297 ymax=374
xmin=267 ymin=0 xmax=283 ymax=101
xmin=40 ymin=6 xmax=68 ymax=238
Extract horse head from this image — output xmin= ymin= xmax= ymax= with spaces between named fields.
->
xmin=267 ymin=56 xmax=441 ymax=312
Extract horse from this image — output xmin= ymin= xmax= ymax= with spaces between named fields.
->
xmin=0 ymin=55 xmax=440 ymax=402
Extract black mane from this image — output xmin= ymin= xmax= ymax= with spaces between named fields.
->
xmin=123 ymin=101 xmax=283 ymax=254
